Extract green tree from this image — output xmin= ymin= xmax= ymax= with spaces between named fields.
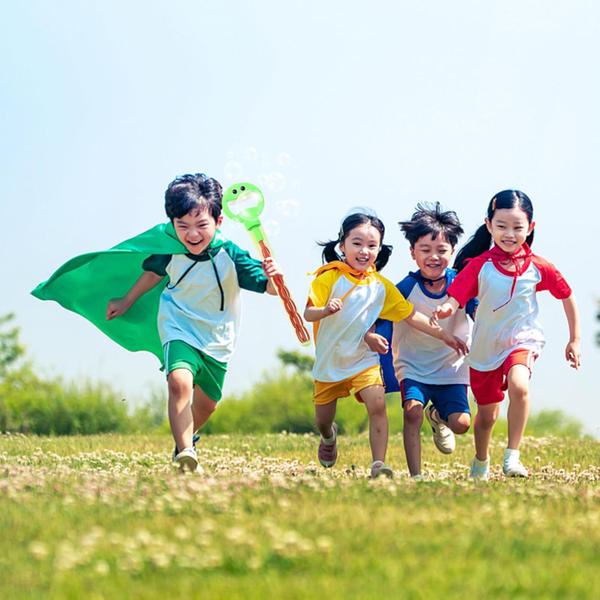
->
xmin=0 ymin=313 xmax=25 ymax=377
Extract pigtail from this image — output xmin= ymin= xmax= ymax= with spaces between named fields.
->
xmin=319 ymin=240 xmax=342 ymax=264
xmin=375 ymin=243 xmax=392 ymax=271
xmin=453 ymin=224 xmax=491 ymax=271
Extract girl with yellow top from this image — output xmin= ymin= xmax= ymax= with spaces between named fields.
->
xmin=305 ymin=210 xmax=468 ymax=478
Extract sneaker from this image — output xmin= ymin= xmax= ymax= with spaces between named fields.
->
xmin=172 ymin=433 xmax=200 ymax=462
xmin=503 ymin=448 xmax=529 ymax=478
xmin=469 ymin=456 xmax=490 ymax=481
xmin=174 ymin=447 xmax=198 ymax=472
xmin=411 ymin=474 xmax=425 ymax=482
xmin=371 ymin=460 xmax=393 ymax=479
xmin=318 ymin=423 xmax=338 ymax=468
xmin=425 ymin=404 xmax=455 ymax=454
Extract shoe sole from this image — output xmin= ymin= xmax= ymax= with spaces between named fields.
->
xmin=319 ymin=456 xmax=337 ymax=468
xmin=503 ymin=469 xmax=529 ymax=478
xmin=176 ymin=455 xmax=198 ymax=472
xmin=372 ymin=466 xmax=394 ymax=479
xmin=426 ymin=407 xmax=455 ymax=454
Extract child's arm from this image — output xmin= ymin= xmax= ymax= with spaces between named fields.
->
xmin=406 ymin=308 xmax=468 ymax=355
xmin=430 ymin=297 xmax=461 ymax=325
xmin=106 ymin=271 xmax=164 ymax=320
xmin=562 ymin=294 xmax=581 ymax=369
xmin=262 ymin=257 xmax=283 ymax=296
xmin=304 ymin=298 xmax=343 ymax=322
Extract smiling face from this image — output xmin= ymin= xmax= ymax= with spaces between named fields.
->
xmin=173 ymin=207 xmax=223 ymax=254
xmin=339 ymin=223 xmax=381 ymax=272
xmin=486 ymin=207 xmax=534 ymax=254
xmin=411 ymin=233 xmax=454 ymax=281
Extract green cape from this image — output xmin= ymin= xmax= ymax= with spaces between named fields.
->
xmin=31 ymin=222 xmax=224 ymax=361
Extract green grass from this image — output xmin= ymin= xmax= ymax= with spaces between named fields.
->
xmin=1 ymin=432 xmax=599 ymax=599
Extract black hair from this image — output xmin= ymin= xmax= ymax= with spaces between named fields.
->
xmin=164 ymin=173 xmax=223 ymax=222
xmin=319 ymin=212 xmax=392 ymax=271
xmin=454 ymin=190 xmax=535 ymax=271
xmin=399 ymin=202 xmax=464 ymax=248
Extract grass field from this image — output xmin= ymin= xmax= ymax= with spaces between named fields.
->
xmin=1 ymin=431 xmax=599 ymax=599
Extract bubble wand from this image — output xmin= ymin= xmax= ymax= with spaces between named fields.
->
xmin=222 ymin=182 xmax=310 ymax=345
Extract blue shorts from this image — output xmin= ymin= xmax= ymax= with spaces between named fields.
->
xmin=400 ymin=378 xmax=470 ymax=421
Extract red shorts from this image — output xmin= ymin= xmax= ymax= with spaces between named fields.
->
xmin=470 ymin=349 xmax=537 ymax=405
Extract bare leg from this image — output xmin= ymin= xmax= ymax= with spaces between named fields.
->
xmin=191 ymin=385 xmax=218 ymax=431
xmin=474 ymin=403 xmax=501 ymax=461
xmin=506 ymin=365 xmax=530 ymax=450
xmin=315 ymin=400 xmax=337 ymax=439
xmin=403 ymin=400 xmax=424 ymax=476
xmin=359 ymin=385 xmax=388 ymax=463
xmin=167 ymin=368 xmax=194 ymax=452
xmin=447 ymin=412 xmax=471 ymax=434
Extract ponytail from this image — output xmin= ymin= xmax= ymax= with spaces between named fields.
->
xmin=375 ymin=244 xmax=392 ymax=271
xmin=319 ymin=240 xmax=342 ymax=264
xmin=453 ymin=224 xmax=491 ymax=271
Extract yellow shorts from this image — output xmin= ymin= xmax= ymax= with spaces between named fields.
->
xmin=313 ymin=365 xmax=383 ymax=406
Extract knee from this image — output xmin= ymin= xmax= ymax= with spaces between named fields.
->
xmin=403 ymin=404 xmax=424 ymax=428
xmin=168 ymin=373 xmax=192 ymax=398
xmin=448 ymin=413 xmax=470 ymax=434
xmin=368 ymin=398 xmax=387 ymax=418
xmin=509 ymin=383 xmax=529 ymax=404
xmin=477 ymin=408 xmax=498 ymax=429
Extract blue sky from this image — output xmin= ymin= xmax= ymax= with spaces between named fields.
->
xmin=2 ymin=1 xmax=599 ymax=435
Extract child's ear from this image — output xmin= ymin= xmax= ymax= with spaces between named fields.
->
xmin=216 ymin=214 xmax=224 ymax=227
xmin=528 ymin=220 xmax=536 ymax=235
xmin=484 ymin=218 xmax=493 ymax=234
xmin=409 ymin=246 xmax=416 ymax=260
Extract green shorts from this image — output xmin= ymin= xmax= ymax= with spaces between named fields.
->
xmin=163 ymin=340 xmax=227 ymax=401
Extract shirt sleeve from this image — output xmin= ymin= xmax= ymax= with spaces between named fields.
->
xmin=533 ymin=256 xmax=572 ymax=299
xmin=142 ymin=254 xmax=171 ymax=276
xmin=225 ymin=242 xmax=268 ymax=293
xmin=308 ymin=270 xmax=338 ymax=307
xmin=447 ymin=258 xmax=483 ymax=307
xmin=378 ymin=276 xmax=414 ymax=322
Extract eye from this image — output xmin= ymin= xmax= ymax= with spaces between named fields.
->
xmin=240 ymin=185 xmax=246 ymax=191
xmin=232 ymin=189 xmax=238 ymax=195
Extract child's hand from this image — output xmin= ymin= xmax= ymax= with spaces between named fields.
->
xmin=106 ymin=297 xmax=131 ymax=320
xmin=440 ymin=331 xmax=469 ymax=356
xmin=325 ymin=298 xmax=343 ymax=316
xmin=262 ymin=257 xmax=282 ymax=279
xmin=565 ymin=340 xmax=581 ymax=369
xmin=364 ymin=331 xmax=389 ymax=354
xmin=430 ymin=303 xmax=454 ymax=325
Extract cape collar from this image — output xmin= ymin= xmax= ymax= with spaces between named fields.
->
xmin=487 ymin=243 xmax=533 ymax=311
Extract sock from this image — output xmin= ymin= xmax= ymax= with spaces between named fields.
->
xmin=504 ymin=448 xmax=520 ymax=460
xmin=321 ymin=429 xmax=336 ymax=445
xmin=473 ymin=456 xmax=489 ymax=466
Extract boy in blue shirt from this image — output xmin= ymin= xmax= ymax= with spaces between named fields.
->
xmin=366 ymin=203 xmax=474 ymax=479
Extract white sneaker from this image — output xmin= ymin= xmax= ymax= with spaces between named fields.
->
xmin=174 ymin=447 xmax=198 ymax=472
xmin=370 ymin=460 xmax=394 ymax=479
xmin=469 ymin=456 xmax=490 ymax=481
xmin=503 ymin=448 xmax=529 ymax=478
xmin=425 ymin=404 xmax=455 ymax=454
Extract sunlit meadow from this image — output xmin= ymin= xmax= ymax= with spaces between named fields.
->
xmin=2 ymin=432 xmax=599 ymax=599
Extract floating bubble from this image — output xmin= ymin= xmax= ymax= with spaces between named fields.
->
xmin=267 ymin=171 xmax=286 ymax=193
xmin=263 ymin=218 xmax=281 ymax=237
xmin=245 ymin=146 xmax=258 ymax=161
xmin=223 ymin=160 xmax=243 ymax=180
xmin=275 ymin=198 xmax=299 ymax=217
xmin=277 ymin=152 xmax=292 ymax=167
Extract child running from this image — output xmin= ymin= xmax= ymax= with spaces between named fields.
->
xmin=367 ymin=203 xmax=475 ymax=479
xmin=431 ymin=190 xmax=581 ymax=480
xmin=305 ymin=210 xmax=468 ymax=479
xmin=34 ymin=173 xmax=281 ymax=472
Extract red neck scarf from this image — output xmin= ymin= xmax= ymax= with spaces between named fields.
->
xmin=488 ymin=243 xmax=532 ymax=311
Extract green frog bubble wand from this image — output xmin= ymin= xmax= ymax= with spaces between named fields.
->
xmin=222 ymin=182 xmax=310 ymax=345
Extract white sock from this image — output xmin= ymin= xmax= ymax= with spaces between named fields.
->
xmin=504 ymin=448 xmax=520 ymax=460
xmin=321 ymin=430 xmax=336 ymax=445
xmin=473 ymin=456 xmax=489 ymax=466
